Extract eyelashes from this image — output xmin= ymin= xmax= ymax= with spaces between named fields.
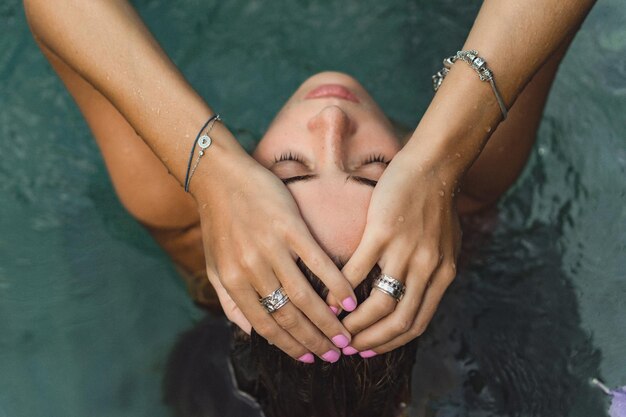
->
xmin=274 ymin=152 xmax=390 ymax=165
xmin=274 ymin=151 xmax=304 ymax=163
xmin=363 ymin=153 xmax=390 ymax=165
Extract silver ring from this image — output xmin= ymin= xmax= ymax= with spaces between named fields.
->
xmin=259 ymin=286 xmax=290 ymax=313
xmin=373 ymin=273 xmax=406 ymax=302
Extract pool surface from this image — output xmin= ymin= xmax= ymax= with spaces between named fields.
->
xmin=1 ymin=0 xmax=624 ymax=416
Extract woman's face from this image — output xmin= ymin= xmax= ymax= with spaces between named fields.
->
xmin=253 ymin=72 xmax=402 ymax=262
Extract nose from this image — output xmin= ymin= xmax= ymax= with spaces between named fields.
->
xmin=307 ymin=105 xmax=355 ymax=168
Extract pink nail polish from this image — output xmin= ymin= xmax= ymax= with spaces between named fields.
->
xmin=359 ymin=349 xmax=378 ymax=358
xmin=329 ymin=306 xmax=339 ymax=315
xmin=331 ymin=334 xmax=350 ymax=349
xmin=321 ymin=349 xmax=341 ymax=363
xmin=342 ymin=297 xmax=357 ymax=312
xmin=342 ymin=346 xmax=358 ymax=355
xmin=298 ymin=353 xmax=315 ymax=364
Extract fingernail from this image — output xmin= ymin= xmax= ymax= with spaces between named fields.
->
xmin=342 ymin=346 xmax=358 ymax=356
xmin=331 ymin=334 xmax=350 ymax=349
xmin=329 ymin=306 xmax=340 ymax=315
xmin=359 ymin=349 xmax=378 ymax=358
xmin=321 ymin=349 xmax=341 ymax=363
xmin=298 ymin=353 xmax=315 ymax=364
xmin=342 ymin=297 xmax=357 ymax=312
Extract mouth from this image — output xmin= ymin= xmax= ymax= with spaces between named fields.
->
xmin=305 ymin=84 xmax=360 ymax=103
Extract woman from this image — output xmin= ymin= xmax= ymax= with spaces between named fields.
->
xmin=22 ymin=0 xmax=596 ymax=410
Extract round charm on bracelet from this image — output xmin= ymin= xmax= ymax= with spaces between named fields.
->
xmin=184 ymin=114 xmax=221 ymax=191
xmin=198 ymin=135 xmax=212 ymax=149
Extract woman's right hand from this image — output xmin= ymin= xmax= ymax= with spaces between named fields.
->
xmin=191 ymin=149 xmax=356 ymax=363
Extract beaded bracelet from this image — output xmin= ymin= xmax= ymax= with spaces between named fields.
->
xmin=432 ymin=50 xmax=508 ymax=120
xmin=183 ymin=114 xmax=221 ymax=192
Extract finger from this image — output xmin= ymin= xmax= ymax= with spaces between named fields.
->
xmin=343 ymin=228 xmax=384 ymax=287
xmin=289 ymin=225 xmax=358 ymax=312
xmin=345 ymin=246 xmax=441 ymax=350
xmin=226 ymin=283 xmax=314 ymax=363
xmin=340 ymin=250 xmax=410 ymax=334
xmin=273 ymin=251 xmax=352 ymax=353
xmin=251 ymin=263 xmax=343 ymax=363
xmin=271 ymin=302 xmax=342 ymax=363
xmin=350 ymin=265 xmax=453 ymax=356
xmin=341 ymin=288 xmax=397 ymax=335
xmin=363 ymin=280 xmax=448 ymax=355
xmin=326 ymin=229 xmax=384 ymax=308
xmin=345 ymin=268 xmax=429 ymax=351
xmin=212 ymin=279 xmax=252 ymax=334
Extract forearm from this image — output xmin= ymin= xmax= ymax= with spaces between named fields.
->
xmin=405 ymin=0 xmax=596 ymax=182
xmin=23 ymin=0 xmax=246 ymax=196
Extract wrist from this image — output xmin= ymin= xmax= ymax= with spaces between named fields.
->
xmin=404 ymin=63 xmax=505 ymax=181
xmin=401 ymin=131 xmax=472 ymax=185
xmin=186 ymin=122 xmax=251 ymax=204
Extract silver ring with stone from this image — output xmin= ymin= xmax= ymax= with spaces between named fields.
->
xmin=373 ymin=273 xmax=406 ymax=302
xmin=259 ymin=286 xmax=290 ymax=313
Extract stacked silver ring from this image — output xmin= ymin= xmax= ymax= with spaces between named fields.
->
xmin=373 ymin=273 xmax=406 ymax=302
xmin=259 ymin=287 xmax=290 ymax=313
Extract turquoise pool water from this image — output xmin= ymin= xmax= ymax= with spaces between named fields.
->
xmin=1 ymin=0 xmax=624 ymax=416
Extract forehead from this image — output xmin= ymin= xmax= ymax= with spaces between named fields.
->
xmin=287 ymin=177 xmax=372 ymax=261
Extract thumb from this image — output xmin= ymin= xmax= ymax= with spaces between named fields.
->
xmin=208 ymin=270 xmax=252 ymax=334
xmin=326 ymin=230 xmax=382 ymax=307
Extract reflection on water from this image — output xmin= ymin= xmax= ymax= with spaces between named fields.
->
xmin=1 ymin=0 xmax=624 ymax=416
xmin=410 ymin=205 xmax=605 ymax=416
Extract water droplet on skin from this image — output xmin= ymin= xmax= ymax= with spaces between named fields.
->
xmin=455 ymin=153 xmax=461 ymax=158
xmin=442 ymin=180 xmax=447 ymax=186
xmin=202 ymin=203 xmax=208 ymax=209
xmin=397 ymin=216 xmax=405 ymax=223
xmin=439 ymin=190 xmax=445 ymax=197
xmin=485 ymin=126 xmax=492 ymax=133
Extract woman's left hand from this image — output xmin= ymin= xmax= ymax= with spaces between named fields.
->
xmin=328 ymin=144 xmax=463 ymax=355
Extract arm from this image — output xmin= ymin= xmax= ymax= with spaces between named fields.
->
xmin=23 ymin=0 xmax=356 ymax=362
xmin=335 ymin=0 xmax=596 ymax=354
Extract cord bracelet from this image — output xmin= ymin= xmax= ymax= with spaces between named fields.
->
xmin=183 ymin=114 xmax=221 ymax=192
xmin=432 ymin=50 xmax=508 ymax=120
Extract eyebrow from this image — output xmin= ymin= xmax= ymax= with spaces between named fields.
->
xmin=282 ymin=174 xmax=377 ymax=187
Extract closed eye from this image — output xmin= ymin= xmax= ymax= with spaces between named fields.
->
xmin=281 ymin=174 xmax=376 ymax=188
xmin=282 ymin=174 xmax=317 ymax=185
xmin=347 ymin=176 xmax=377 ymax=187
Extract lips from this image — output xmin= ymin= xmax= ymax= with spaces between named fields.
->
xmin=305 ymin=84 xmax=360 ymax=103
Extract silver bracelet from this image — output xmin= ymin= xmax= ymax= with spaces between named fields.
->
xmin=432 ymin=50 xmax=508 ymax=120
xmin=183 ymin=114 xmax=221 ymax=192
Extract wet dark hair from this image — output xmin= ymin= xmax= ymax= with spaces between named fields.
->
xmin=230 ymin=259 xmax=419 ymax=417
